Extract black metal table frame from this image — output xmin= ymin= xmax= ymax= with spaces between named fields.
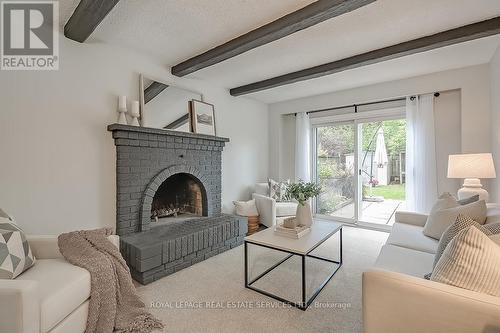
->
xmin=244 ymin=226 xmax=342 ymax=311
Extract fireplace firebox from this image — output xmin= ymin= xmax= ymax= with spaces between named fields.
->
xmin=151 ymin=173 xmax=207 ymax=223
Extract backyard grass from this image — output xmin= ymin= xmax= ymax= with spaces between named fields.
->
xmin=368 ymin=184 xmax=405 ymax=200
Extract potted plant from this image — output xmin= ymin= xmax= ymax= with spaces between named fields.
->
xmin=286 ymin=181 xmax=322 ymax=227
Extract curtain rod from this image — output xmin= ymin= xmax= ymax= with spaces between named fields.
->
xmin=303 ymin=97 xmax=405 ymax=115
xmin=292 ymin=92 xmax=441 ymax=116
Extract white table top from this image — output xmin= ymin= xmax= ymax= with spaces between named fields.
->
xmin=245 ymin=220 xmax=342 ymax=255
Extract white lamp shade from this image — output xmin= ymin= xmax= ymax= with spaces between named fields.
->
xmin=447 ymin=153 xmax=496 ymax=179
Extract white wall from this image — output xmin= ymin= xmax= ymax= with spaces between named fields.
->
xmin=490 ymin=46 xmax=500 ymax=202
xmin=269 ymin=65 xmax=491 ymax=195
xmin=0 ymin=34 xmax=269 ymax=234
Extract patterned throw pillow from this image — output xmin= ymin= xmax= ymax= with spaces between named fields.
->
xmin=434 ymin=215 xmax=500 ymax=268
xmin=0 ymin=217 xmax=36 ymax=279
xmin=431 ymin=226 xmax=500 ymax=297
xmin=268 ymin=179 xmax=290 ymax=202
xmin=424 ymin=214 xmax=500 ymax=279
xmin=491 ymin=234 xmax=500 ymax=246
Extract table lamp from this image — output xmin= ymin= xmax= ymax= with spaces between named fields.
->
xmin=447 ymin=153 xmax=496 ymax=202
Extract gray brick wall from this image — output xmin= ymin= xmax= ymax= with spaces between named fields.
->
xmin=121 ymin=214 xmax=248 ymax=285
xmin=108 ymin=124 xmax=229 ymax=236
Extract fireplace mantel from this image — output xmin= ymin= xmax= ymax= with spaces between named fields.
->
xmin=107 ymin=124 xmax=229 ymax=143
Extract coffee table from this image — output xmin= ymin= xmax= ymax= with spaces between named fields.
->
xmin=244 ymin=220 xmax=343 ymax=310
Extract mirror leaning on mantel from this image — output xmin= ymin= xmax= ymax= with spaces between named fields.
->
xmin=139 ymin=74 xmax=202 ymax=132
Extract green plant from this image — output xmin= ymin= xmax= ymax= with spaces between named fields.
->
xmin=286 ymin=180 xmax=322 ymax=205
xmin=318 ymin=192 xmax=345 ymax=215
xmin=318 ymin=162 xmax=333 ymax=179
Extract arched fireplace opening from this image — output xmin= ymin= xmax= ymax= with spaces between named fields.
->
xmin=151 ymin=173 xmax=207 ymax=223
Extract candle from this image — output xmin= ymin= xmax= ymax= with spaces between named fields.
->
xmin=130 ymin=100 xmax=140 ymax=126
xmin=131 ymin=100 xmax=140 ymax=117
xmin=118 ymin=95 xmax=127 ymax=111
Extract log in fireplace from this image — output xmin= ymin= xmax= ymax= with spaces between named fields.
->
xmin=151 ymin=173 xmax=207 ymax=223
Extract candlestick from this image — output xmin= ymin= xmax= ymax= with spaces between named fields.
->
xmin=118 ymin=95 xmax=127 ymax=111
xmin=130 ymin=100 xmax=140 ymax=126
xmin=117 ymin=95 xmax=128 ymax=125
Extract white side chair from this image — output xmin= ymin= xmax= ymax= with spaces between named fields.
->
xmin=0 ymin=234 xmax=119 ymax=333
xmin=252 ymin=183 xmax=297 ymax=227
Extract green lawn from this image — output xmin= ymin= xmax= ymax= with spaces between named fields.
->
xmin=368 ymin=184 xmax=405 ymax=200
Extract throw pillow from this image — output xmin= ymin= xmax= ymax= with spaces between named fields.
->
xmin=268 ymin=179 xmax=290 ymax=202
xmin=429 ymin=192 xmax=459 ymax=215
xmin=233 ymin=199 xmax=259 ymax=217
xmin=423 ymin=199 xmax=487 ymax=240
xmin=457 ymin=194 xmax=479 ymax=205
xmin=432 ymin=214 xmax=500 ymax=269
xmin=486 ymin=216 xmax=500 ymax=225
xmin=0 ymin=208 xmax=12 ymax=220
xmin=0 ymin=217 xmax=36 ymax=279
xmin=491 ymin=234 xmax=500 ymax=246
xmin=431 ymin=226 xmax=500 ymax=297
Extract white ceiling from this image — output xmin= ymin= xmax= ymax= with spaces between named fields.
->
xmin=60 ymin=0 xmax=500 ymax=104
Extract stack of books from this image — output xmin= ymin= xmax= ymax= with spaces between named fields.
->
xmin=274 ymin=220 xmax=310 ymax=239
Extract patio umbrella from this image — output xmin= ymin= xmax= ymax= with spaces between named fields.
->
xmin=373 ymin=127 xmax=389 ymax=186
xmin=373 ymin=127 xmax=388 ymax=168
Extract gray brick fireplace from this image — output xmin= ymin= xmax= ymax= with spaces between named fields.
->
xmin=108 ymin=124 xmax=247 ymax=284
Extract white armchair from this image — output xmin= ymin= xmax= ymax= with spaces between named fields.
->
xmin=0 ymin=234 xmax=119 ymax=333
xmin=252 ymin=183 xmax=297 ymax=227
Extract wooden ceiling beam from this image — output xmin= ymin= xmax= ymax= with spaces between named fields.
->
xmin=144 ymin=82 xmax=169 ymax=104
xmin=64 ymin=0 xmax=121 ymax=43
xmin=230 ymin=16 xmax=500 ymax=96
xmin=171 ymin=0 xmax=376 ymax=77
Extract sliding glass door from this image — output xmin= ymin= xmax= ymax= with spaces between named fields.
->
xmin=357 ymin=119 xmax=406 ymax=227
xmin=315 ymin=122 xmax=356 ymax=221
xmin=313 ymin=115 xmax=407 ymax=229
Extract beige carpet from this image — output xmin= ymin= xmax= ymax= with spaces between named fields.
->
xmin=137 ymin=225 xmax=388 ymax=333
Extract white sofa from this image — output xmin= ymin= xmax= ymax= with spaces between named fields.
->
xmin=252 ymin=183 xmax=297 ymax=227
xmin=363 ymin=205 xmax=500 ymax=333
xmin=0 ymin=235 xmax=119 ymax=333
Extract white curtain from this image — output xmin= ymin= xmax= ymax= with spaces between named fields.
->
xmin=406 ymin=94 xmax=438 ymax=213
xmin=295 ymin=112 xmax=311 ymax=182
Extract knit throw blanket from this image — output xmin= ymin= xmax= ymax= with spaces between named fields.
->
xmin=58 ymin=228 xmax=163 ymax=333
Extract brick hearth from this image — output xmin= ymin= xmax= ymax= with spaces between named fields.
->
xmin=121 ymin=214 xmax=247 ymax=284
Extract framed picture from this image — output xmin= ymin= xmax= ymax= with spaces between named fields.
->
xmin=190 ymin=100 xmax=216 ymax=136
